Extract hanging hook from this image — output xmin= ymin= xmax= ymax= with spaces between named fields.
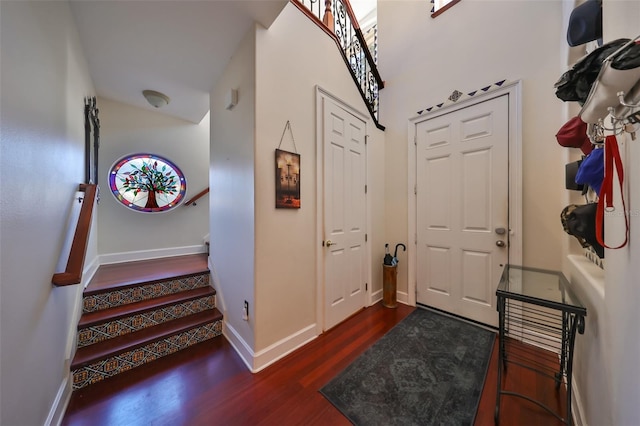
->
xmin=597 ymin=117 xmax=616 ymax=133
xmin=587 ymin=122 xmax=605 ymax=144
xmin=617 ymin=90 xmax=640 ymax=109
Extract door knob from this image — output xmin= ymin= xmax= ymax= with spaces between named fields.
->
xmin=326 ymin=240 xmax=336 ymax=247
xmin=496 ymin=240 xmax=506 ymax=248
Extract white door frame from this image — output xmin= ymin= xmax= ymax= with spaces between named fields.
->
xmin=315 ymin=86 xmax=372 ymax=334
xmin=407 ymin=80 xmax=523 ymax=307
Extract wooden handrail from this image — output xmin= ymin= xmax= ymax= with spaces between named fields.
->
xmin=184 ymin=187 xmax=209 ymax=206
xmin=52 ymin=184 xmax=97 ymax=286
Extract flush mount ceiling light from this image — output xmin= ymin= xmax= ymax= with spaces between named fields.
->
xmin=142 ymin=90 xmax=170 ymax=108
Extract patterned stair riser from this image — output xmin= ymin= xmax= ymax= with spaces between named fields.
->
xmin=77 ymin=295 xmax=216 ymax=347
xmin=83 ymin=274 xmax=209 ymax=313
xmin=72 ymin=319 xmax=223 ymax=389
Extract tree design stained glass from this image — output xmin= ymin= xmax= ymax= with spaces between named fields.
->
xmin=109 ymin=153 xmax=187 ymax=213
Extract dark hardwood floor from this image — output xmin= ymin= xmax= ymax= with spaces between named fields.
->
xmin=63 ymin=302 xmax=567 ymax=426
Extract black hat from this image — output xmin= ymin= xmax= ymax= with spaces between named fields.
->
xmin=567 ymin=0 xmax=602 ymax=47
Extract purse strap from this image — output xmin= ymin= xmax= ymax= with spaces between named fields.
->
xmin=596 ymin=134 xmax=629 ymax=249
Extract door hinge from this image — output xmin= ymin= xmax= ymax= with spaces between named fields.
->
xmin=365 ymin=184 xmax=368 ymax=194
xmin=365 ymin=135 xmax=369 ymax=145
xmin=414 ymin=184 xmax=417 ymax=195
xmin=414 ymin=135 xmax=417 ymax=146
xmin=365 ymin=233 xmax=368 ymax=242
xmin=415 ymin=233 xmax=417 ymax=244
xmin=366 ymin=282 xmax=368 ymax=291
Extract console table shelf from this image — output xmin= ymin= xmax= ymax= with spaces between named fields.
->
xmin=495 ymin=265 xmax=586 ymax=426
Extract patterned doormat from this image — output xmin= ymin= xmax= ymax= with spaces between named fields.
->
xmin=320 ymin=308 xmax=495 ymax=425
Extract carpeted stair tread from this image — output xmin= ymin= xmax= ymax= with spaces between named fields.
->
xmin=85 ymin=253 xmax=209 ymax=295
xmin=71 ymin=308 xmax=222 ymax=369
xmin=78 ymin=286 xmax=216 ymax=329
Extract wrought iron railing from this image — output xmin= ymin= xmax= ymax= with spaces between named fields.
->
xmin=291 ymin=0 xmax=384 ymax=129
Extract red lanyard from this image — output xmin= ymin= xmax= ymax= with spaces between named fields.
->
xmin=596 ymin=135 xmax=628 ymax=249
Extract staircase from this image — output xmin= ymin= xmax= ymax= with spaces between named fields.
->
xmin=291 ymin=0 xmax=384 ymax=129
xmin=70 ymin=253 xmax=223 ymax=389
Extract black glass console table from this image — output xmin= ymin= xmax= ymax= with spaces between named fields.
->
xmin=494 ymin=265 xmax=586 ymax=425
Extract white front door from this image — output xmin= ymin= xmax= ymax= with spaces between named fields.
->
xmin=323 ymin=98 xmax=367 ymax=331
xmin=415 ymin=95 xmax=509 ymax=327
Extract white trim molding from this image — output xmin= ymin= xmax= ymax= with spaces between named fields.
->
xmin=223 ymin=322 xmax=318 ymax=373
xmin=252 ymin=324 xmax=317 ymax=372
xmin=315 ymin=85 xmax=372 ymax=334
xmin=45 ymin=371 xmax=71 ymax=426
xmin=223 ymin=322 xmax=254 ymax=372
xmin=99 ymin=245 xmax=207 ymax=265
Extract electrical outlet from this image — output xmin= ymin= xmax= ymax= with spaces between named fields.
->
xmin=242 ymin=300 xmax=249 ymax=321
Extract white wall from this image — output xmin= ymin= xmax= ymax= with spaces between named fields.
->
xmin=0 ymin=2 xmax=95 ymax=424
xmin=211 ymin=3 xmax=386 ymax=370
xmin=378 ymin=1 xmax=638 ymax=424
xmin=210 ymin=27 xmax=257 ymax=363
xmin=565 ymin=3 xmax=640 ymax=425
xmin=254 ymin=3 xmax=386 ymax=354
xmin=97 ymin=98 xmax=210 ymax=259
xmin=378 ymin=0 xmax=567 ymax=299
xmin=592 ymin=3 xmax=640 ymax=425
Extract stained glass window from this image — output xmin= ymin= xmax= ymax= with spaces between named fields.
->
xmin=109 ymin=153 xmax=187 ymax=213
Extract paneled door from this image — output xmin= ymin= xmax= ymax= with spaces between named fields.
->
xmin=323 ymin=98 xmax=367 ymax=331
xmin=415 ymin=95 xmax=509 ymax=327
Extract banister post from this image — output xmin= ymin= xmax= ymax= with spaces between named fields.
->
xmin=322 ymin=0 xmax=334 ymax=32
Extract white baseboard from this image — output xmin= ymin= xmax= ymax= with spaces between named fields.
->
xmin=207 ymin=260 xmax=225 ymax=313
xmin=397 ymin=290 xmax=409 ymax=305
xmin=223 ymin=322 xmax=254 ymax=372
xmin=371 ymin=289 xmax=383 ymax=305
xmin=572 ymin=375 xmax=586 ymax=426
xmin=252 ymin=324 xmax=317 ymax=372
xmin=99 ymin=245 xmax=206 ymax=265
xmin=224 ymin=321 xmax=318 ymax=373
xmin=371 ymin=290 xmax=413 ymax=307
xmin=45 ymin=373 xmax=72 ymax=426
xmin=82 ymin=256 xmax=100 ymax=289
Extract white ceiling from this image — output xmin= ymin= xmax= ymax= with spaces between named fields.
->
xmin=69 ymin=0 xmax=288 ymax=123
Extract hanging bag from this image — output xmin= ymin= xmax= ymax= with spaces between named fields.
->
xmin=555 ymin=38 xmax=631 ymax=104
xmin=575 ymin=147 xmax=604 ymax=193
xmin=561 ymin=203 xmax=605 ymax=258
xmin=595 ymin=135 xmax=629 ymax=249
xmin=580 ymin=36 xmax=640 ymax=123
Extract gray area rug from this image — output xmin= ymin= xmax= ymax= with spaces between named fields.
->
xmin=320 ymin=308 xmax=495 ymax=426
